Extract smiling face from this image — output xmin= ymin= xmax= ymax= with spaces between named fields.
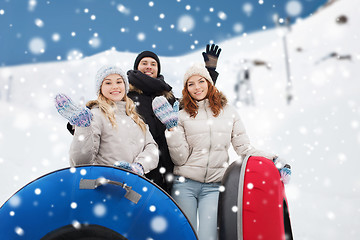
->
xmin=100 ymin=74 xmax=126 ymax=102
xmin=137 ymin=57 xmax=158 ymax=78
xmin=186 ymin=75 xmax=209 ymax=101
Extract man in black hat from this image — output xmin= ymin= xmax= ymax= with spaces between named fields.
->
xmin=127 ymin=45 xmax=221 ymax=194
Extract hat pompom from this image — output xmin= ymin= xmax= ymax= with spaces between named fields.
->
xmin=183 ymin=63 xmax=213 ymax=86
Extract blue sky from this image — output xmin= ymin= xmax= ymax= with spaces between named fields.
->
xmin=0 ymin=0 xmax=327 ymax=66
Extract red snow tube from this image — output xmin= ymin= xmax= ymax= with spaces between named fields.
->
xmin=218 ymin=155 xmax=293 ymax=240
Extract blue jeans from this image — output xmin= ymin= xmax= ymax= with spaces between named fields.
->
xmin=171 ymin=176 xmax=220 ymax=240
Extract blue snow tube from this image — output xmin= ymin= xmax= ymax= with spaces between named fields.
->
xmin=0 ymin=165 xmax=198 ymax=239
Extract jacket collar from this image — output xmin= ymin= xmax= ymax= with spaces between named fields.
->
xmin=196 ymin=99 xmax=209 ymax=109
xmin=114 ymin=101 xmax=126 ymax=113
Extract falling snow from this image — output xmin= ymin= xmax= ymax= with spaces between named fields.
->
xmin=177 ymin=15 xmax=195 ymax=32
xmin=93 ymin=203 xmax=107 ymax=217
xmin=150 ymin=216 xmax=168 ymax=233
xmin=0 ymin=0 xmax=359 ymax=239
xmin=28 ymin=37 xmax=46 ymax=55
xmin=286 ymin=0 xmax=303 ymax=17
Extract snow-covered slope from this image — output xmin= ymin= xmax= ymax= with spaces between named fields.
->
xmin=0 ymin=0 xmax=359 ymax=238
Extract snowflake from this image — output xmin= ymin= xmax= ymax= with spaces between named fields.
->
xmin=151 ymin=216 xmax=168 ymax=233
xmin=93 ymin=203 xmax=107 ymax=217
xmin=15 ymin=226 xmax=24 ymax=236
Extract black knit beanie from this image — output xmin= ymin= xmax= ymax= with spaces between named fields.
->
xmin=133 ymin=51 xmax=161 ymax=77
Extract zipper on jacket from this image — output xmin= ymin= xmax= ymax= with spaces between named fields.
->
xmin=203 ymin=102 xmax=212 ymax=182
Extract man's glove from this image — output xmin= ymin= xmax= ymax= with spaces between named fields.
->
xmin=55 ymin=93 xmax=93 ymax=127
xmin=273 ymin=156 xmax=292 ymax=184
xmin=152 ymin=96 xmax=179 ymax=130
xmin=202 ymin=44 xmax=222 ymax=70
xmin=114 ymin=161 xmax=144 ymax=176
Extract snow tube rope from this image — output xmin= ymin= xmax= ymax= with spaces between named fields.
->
xmin=79 ymin=177 xmax=141 ymax=204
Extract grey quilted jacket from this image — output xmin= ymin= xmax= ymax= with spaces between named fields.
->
xmin=166 ymin=99 xmax=276 ymax=183
xmin=69 ymin=101 xmax=159 ymax=173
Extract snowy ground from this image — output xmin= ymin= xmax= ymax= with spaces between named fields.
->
xmin=0 ymin=0 xmax=359 ymax=239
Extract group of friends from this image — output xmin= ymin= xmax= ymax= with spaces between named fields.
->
xmin=54 ymin=44 xmax=291 ymax=240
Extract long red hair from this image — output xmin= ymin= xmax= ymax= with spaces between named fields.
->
xmin=182 ymin=79 xmax=227 ymax=118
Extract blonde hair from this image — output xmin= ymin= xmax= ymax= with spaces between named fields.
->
xmin=86 ymin=93 xmax=147 ymax=133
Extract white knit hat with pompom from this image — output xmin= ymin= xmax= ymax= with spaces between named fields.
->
xmin=183 ymin=62 xmax=213 ymax=86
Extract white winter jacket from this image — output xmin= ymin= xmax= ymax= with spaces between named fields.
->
xmin=166 ymin=99 xmax=276 ymax=183
xmin=69 ymin=101 xmax=159 ymax=173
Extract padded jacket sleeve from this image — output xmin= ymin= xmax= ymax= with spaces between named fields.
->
xmin=69 ymin=111 xmax=101 ymax=166
xmin=165 ymin=119 xmax=191 ymax=166
xmin=133 ymin=126 xmax=159 ymax=173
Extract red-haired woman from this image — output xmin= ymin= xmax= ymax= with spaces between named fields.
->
xmin=152 ymin=63 xmax=291 ymax=240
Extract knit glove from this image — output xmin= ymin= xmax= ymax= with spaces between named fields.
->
xmin=114 ymin=161 xmax=144 ymax=176
xmin=202 ymin=44 xmax=222 ymax=70
xmin=55 ymin=93 xmax=93 ymax=127
xmin=152 ymin=96 xmax=179 ymax=130
xmin=273 ymin=156 xmax=292 ymax=184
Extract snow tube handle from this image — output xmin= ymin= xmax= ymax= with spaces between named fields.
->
xmin=79 ymin=177 xmax=142 ymax=204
